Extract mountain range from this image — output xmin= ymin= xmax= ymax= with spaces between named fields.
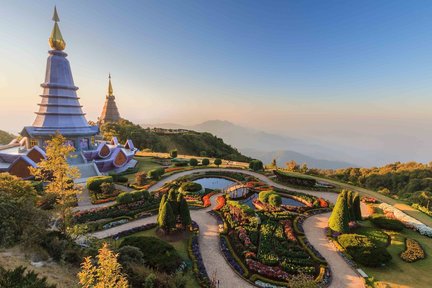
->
xmin=142 ymin=120 xmax=357 ymax=169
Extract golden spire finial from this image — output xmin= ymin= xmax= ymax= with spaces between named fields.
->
xmin=108 ymin=73 xmax=114 ymax=96
xmin=49 ymin=6 xmax=66 ymax=50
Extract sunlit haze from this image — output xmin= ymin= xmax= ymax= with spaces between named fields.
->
xmin=1 ymin=0 xmax=432 ymax=165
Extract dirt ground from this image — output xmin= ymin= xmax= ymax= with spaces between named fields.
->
xmin=0 ymin=246 xmax=78 ymax=288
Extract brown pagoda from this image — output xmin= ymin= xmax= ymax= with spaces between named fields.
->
xmin=99 ymin=74 xmax=121 ymax=124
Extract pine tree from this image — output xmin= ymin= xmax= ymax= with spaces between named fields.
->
xmin=168 ymin=189 xmax=179 ymax=215
xmin=178 ymin=195 xmax=192 ymax=227
xmin=353 ymin=193 xmax=362 ymax=221
xmin=158 ymin=202 xmax=176 ymax=232
xmin=328 ymin=191 xmax=350 ymax=233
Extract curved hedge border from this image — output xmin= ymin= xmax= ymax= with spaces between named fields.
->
xmin=109 ymin=223 xmax=157 ymax=239
xmin=188 ymin=221 xmax=212 ymax=287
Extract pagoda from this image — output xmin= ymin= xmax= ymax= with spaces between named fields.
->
xmin=99 ymin=74 xmax=121 ymax=124
xmin=21 ymin=7 xmax=99 ymax=150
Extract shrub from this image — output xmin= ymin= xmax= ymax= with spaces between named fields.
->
xmin=268 ymin=194 xmax=282 ymax=207
xmin=201 ymin=158 xmax=210 ymax=166
xmin=174 ymin=161 xmax=188 ymax=167
xmin=117 ymin=190 xmax=150 ymax=204
xmin=169 ymin=149 xmax=178 ymax=158
xmin=370 ymin=215 xmax=404 ymax=231
xmin=189 ymin=158 xmax=198 ymax=166
xmin=30 ymin=181 xmax=44 ymax=194
xmin=258 ymin=190 xmax=275 ymax=203
xmin=400 ymin=238 xmax=425 ymax=263
xmin=249 ymin=160 xmax=264 ymax=171
xmin=0 ymin=266 xmax=55 ymax=288
xmin=86 ymin=176 xmax=113 ymax=192
xmin=147 ymin=168 xmax=165 ymax=180
xmin=180 ymin=182 xmax=203 ymax=193
xmin=100 ymin=182 xmax=115 ymax=194
xmin=214 ymin=158 xmax=222 ymax=167
xmin=338 ymin=234 xmax=392 ymax=267
xmin=120 ymin=236 xmax=182 ymax=273
xmin=135 ymin=172 xmax=147 ymax=186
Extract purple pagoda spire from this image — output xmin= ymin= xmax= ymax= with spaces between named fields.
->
xmin=21 ymin=7 xmax=98 ymax=150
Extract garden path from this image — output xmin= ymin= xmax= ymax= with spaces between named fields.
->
xmin=74 ymin=184 xmax=134 ymax=212
xmin=303 ymin=213 xmax=365 ymax=288
xmin=84 ymin=168 xmax=367 ymax=287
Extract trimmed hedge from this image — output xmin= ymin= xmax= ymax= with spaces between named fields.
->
xmin=273 ymin=170 xmax=316 ymax=187
xmin=180 ymin=182 xmax=203 ymax=193
xmin=337 ymin=234 xmax=392 ymax=267
xmin=370 ymin=215 xmax=404 ymax=231
xmin=86 ymin=176 xmax=113 ymax=192
xmin=116 ymin=190 xmax=150 ymax=204
xmin=147 ymin=168 xmax=165 ymax=180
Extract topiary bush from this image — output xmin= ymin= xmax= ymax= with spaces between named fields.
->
xmin=249 ymin=160 xmax=264 ymax=171
xmin=214 ymin=158 xmax=222 ymax=167
xmin=201 ymin=158 xmax=210 ymax=166
xmin=328 ymin=191 xmax=350 ymax=233
xmin=120 ymin=236 xmax=183 ymax=273
xmin=370 ymin=215 xmax=404 ymax=231
xmin=338 ymin=233 xmax=392 ymax=267
xmin=180 ymin=182 xmax=203 ymax=193
xmin=117 ymin=190 xmax=150 ymax=204
xmin=268 ymin=194 xmax=282 ymax=207
xmin=147 ymin=168 xmax=165 ymax=180
xmin=86 ymin=176 xmax=113 ymax=192
xmin=189 ymin=158 xmax=198 ymax=166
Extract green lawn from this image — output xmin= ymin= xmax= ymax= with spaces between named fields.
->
xmin=355 ymin=223 xmax=389 ymax=248
xmin=118 ymin=227 xmax=200 ymax=288
xmin=356 ymin=221 xmax=432 ymax=288
xmin=126 ymin=156 xmax=164 ymax=182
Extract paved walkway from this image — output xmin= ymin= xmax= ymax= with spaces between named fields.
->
xmin=74 ymin=184 xmax=134 ymax=212
xmin=303 ymin=213 xmax=364 ymax=288
xmin=85 ymin=168 xmax=365 ymax=288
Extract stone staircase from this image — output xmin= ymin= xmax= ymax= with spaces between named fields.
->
xmin=74 ymin=163 xmax=101 ymax=183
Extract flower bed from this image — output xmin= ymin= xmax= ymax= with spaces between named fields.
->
xmin=362 ymin=197 xmax=378 ymax=203
xmin=202 ymin=192 xmax=215 ymax=207
xmin=214 ymin=195 xmax=226 ymax=211
xmin=188 ymin=221 xmax=212 ymax=287
xmin=400 ymin=238 xmax=425 ymax=263
xmin=220 ymin=235 xmax=247 ymax=276
xmin=378 ymin=203 xmax=432 ymax=237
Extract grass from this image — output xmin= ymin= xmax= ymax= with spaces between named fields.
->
xmin=125 ymin=156 xmax=164 ymax=182
xmin=118 ymin=227 xmax=200 ymax=288
xmin=356 ymin=220 xmax=432 ymax=288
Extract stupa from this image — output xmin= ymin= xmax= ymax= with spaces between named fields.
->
xmin=0 ymin=7 xmax=137 ymax=180
xmin=21 ymin=6 xmax=99 ymax=150
xmin=99 ymin=74 xmax=121 ymax=124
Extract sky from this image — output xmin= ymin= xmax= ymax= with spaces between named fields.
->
xmin=0 ymin=1 xmax=432 ymax=165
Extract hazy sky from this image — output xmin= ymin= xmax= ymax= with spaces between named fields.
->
xmin=0 ymin=1 xmax=431 ymax=164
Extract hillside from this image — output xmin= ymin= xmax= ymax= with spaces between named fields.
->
xmin=143 ymin=120 xmax=357 ymax=168
xmin=101 ymin=120 xmax=251 ymax=162
xmin=0 ymin=130 xmax=15 ymax=145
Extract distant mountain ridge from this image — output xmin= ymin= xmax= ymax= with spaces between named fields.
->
xmin=0 ymin=130 xmax=15 ymax=145
xmin=142 ymin=120 xmax=358 ymax=169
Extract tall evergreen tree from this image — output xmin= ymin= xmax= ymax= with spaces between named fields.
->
xmin=178 ymin=195 xmax=192 ymax=227
xmin=328 ymin=191 xmax=350 ymax=233
xmin=158 ymin=202 xmax=176 ymax=232
xmin=157 ymin=194 xmax=167 ymax=224
xmin=353 ymin=193 xmax=362 ymax=221
xmin=168 ymin=189 xmax=179 ymax=215
xmin=346 ymin=190 xmax=356 ymax=222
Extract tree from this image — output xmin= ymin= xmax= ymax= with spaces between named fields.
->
xmin=249 ymin=160 xmax=263 ymax=171
xmin=147 ymin=168 xmax=164 ymax=180
xmin=300 ymin=163 xmax=308 ymax=174
xmin=178 ymin=195 xmax=192 ymax=227
xmin=201 ymin=158 xmax=210 ymax=166
xmin=157 ymin=194 xmax=167 ymax=224
xmin=271 ymin=158 xmax=277 ymax=169
xmin=328 ymin=191 xmax=350 ymax=233
xmin=78 ymin=243 xmax=129 ymax=288
xmin=169 ymin=149 xmax=178 ymax=158
xmin=0 ymin=173 xmax=48 ymax=247
xmin=30 ymin=133 xmax=80 ymax=234
xmin=346 ymin=190 xmax=356 ymax=222
xmin=352 ymin=193 xmax=362 ymax=221
xmin=158 ymin=202 xmax=176 ymax=232
xmin=285 ymin=160 xmax=299 ymax=172
xmin=189 ymin=158 xmax=198 ymax=167
xmin=214 ymin=158 xmax=222 ymax=167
